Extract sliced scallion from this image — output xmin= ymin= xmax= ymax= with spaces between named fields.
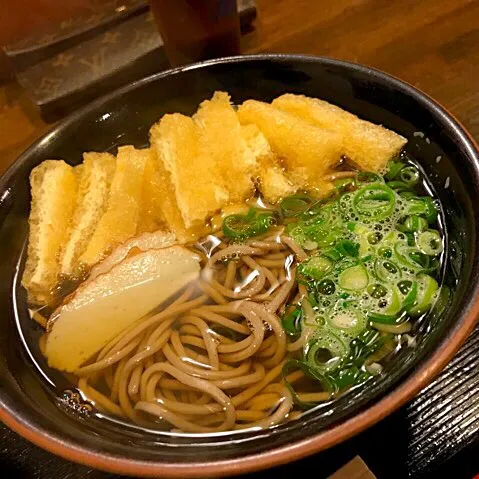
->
xmin=417 ymin=230 xmax=443 ymax=256
xmin=353 ymin=184 xmax=396 ymax=220
xmin=385 ymin=161 xmax=404 ymax=180
xmin=406 ymin=197 xmax=438 ymax=223
xmin=280 ymin=194 xmax=317 ymax=217
xmin=374 ymin=257 xmax=402 ymax=282
xmin=400 ymin=281 xmax=418 ymax=311
xmin=409 ymin=274 xmax=439 ymax=317
xmin=305 ymin=331 xmax=350 ymax=374
xmin=398 ymin=215 xmax=428 ymax=233
xmin=394 ymin=242 xmax=429 ymax=270
xmin=222 ymin=208 xmax=275 ymax=240
xmin=281 ymin=305 xmax=302 ymax=335
xmin=338 ymin=264 xmax=369 ymax=290
xmin=399 ymin=166 xmax=420 ymax=186
xmin=326 ymin=307 xmax=367 ymax=338
xmin=298 ymin=255 xmax=333 ymax=281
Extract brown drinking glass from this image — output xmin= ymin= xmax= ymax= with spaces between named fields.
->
xmin=149 ymin=0 xmax=240 ymax=67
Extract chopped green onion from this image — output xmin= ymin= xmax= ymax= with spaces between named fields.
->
xmin=322 ymin=247 xmax=342 ymax=262
xmin=404 ymin=232 xmax=416 ymax=246
xmin=384 ymin=287 xmax=402 ymax=315
xmin=374 ymin=257 xmax=402 ymax=282
xmin=334 ymin=239 xmax=360 ymax=258
xmin=298 ymin=256 xmax=333 ymax=281
xmin=399 ymin=190 xmax=417 ymax=200
xmin=328 ymin=366 xmax=371 ymax=391
xmin=287 ymin=225 xmax=307 ymax=246
xmin=398 ymin=215 xmax=428 ymax=233
xmin=385 ymin=161 xmax=404 ymax=180
xmin=409 ymin=274 xmax=439 ymax=317
xmin=222 ymin=214 xmax=251 ymax=239
xmin=399 ymin=166 xmax=420 ymax=186
xmin=406 ymin=197 xmax=438 ymax=223
xmin=394 ymin=242 xmax=429 ymax=271
xmin=387 ymin=180 xmax=411 ymax=193
xmin=353 ymin=184 xmax=396 ymax=220
xmin=417 ymin=230 xmax=443 ymax=256
xmin=326 ymin=308 xmax=367 ymax=338
xmin=278 ymin=160 xmax=443 ymax=398
xmin=338 ymin=264 xmax=369 ymax=290
xmin=401 ymin=281 xmax=418 ymax=311
xmin=222 ymin=208 xmax=275 ymax=240
xmin=369 ymin=312 xmax=403 ymax=324
xmin=281 ymin=306 xmax=302 ymax=335
xmin=280 ymin=194 xmax=317 ymax=217
xmin=305 ymin=331 xmax=350 ymax=373
xmin=302 ymin=202 xmax=333 ymax=223
xmin=371 ymin=320 xmax=412 ymax=334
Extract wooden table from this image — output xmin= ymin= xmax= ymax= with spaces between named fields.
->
xmin=0 ymin=0 xmax=478 ymax=175
xmin=0 ymin=1 xmax=478 ymax=477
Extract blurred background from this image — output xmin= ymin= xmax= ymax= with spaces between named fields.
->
xmin=0 ymin=0 xmax=478 ymax=175
xmin=0 ymin=1 xmax=479 ymax=478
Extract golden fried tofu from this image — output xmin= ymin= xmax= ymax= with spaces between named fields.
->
xmin=240 ymin=123 xmax=296 ymax=202
xmin=148 ymin=145 xmax=207 ymax=243
xmin=150 ymin=112 xmax=228 ymax=230
xmin=22 ymin=160 xmax=77 ymax=304
xmin=194 ymin=92 xmax=257 ymax=203
xmin=237 ymin=100 xmax=343 ymax=186
xmin=308 ymin=179 xmax=335 ymax=199
xmin=241 ymin=122 xmax=335 ymax=201
xmin=60 ymin=152 xmax=115 ymax=276
xmin=259 ymin=164 xmax=333 ymax=202
xmin=259 ymin=165 xmax=298 ymax=202
xmin=273 ymin=94 xmax=407 ymax=173
xmin=79 ymin=146 xmax=148 ymax=267
xmin=240 ymin=123 xmax=274 ymax=165
xmin=139 ymin=148 xmax=167 ymax=233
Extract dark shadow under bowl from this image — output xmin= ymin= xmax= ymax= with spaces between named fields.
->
xmin=0 ymin=55 xmax=478 ymax=478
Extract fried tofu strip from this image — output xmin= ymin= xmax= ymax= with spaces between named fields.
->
xmin=240 ymin=123 xmax=295 ymax=202
xmin=22 ymin=160 xmax=77 ymax=304
xmin=273 ymin=94 xmax=407 ymax=173
xmin=59 ymin=152 xmax=115 ymax=276
xmin=194 ymin=92 xmax=257 ymax=203
xmin=79 ymin=146 xmax=148 ymax=267
xmin=147 ymin=143 xmax=203 ymax=243
xmin=237 ymin=99 xmax=343 ymax=186
xmin=151 ymin=113 xmax=228 ymax=230
xmin=139 ymin=148 xmax=167 ymax=233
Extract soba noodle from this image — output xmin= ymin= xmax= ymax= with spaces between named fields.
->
xmin=75 ymin=231 xmax=311 ymax=433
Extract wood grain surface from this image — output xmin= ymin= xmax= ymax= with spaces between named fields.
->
xmin=0 ymin=2 xmax=478 ymax=478
xmin=0 ymin=0 xmax=478 ymax=175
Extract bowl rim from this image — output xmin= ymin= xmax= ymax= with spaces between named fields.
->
xmin=1 ymin=53 xmax=479 ymax=478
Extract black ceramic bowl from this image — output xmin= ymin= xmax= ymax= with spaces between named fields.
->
xmin=1 ymin=55 xmax=478 ymax=478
